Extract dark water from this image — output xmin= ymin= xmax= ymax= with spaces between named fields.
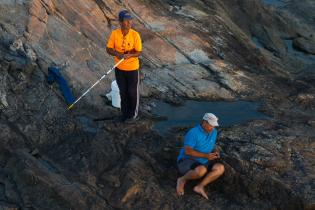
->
xmin=151 ymin=100 xmax=269 ymax=135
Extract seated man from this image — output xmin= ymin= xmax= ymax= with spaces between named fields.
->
xmin=176 ymin=113 xmax=225 ymax=199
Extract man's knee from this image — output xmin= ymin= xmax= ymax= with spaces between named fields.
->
xmin=213 ymin=163 xmax=225 ymax=175
xmin=194 ymin=166 xmax=207 ymax=177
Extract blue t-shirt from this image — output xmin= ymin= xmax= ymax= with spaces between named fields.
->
xmin=177 ymin=124 xmax=217 ymax=164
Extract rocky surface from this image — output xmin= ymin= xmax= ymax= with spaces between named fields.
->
xmin=0 ymin=0 xmax=314 ymax=209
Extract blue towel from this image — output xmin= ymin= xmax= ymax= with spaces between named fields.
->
xmin=47 ymin=67 xmax=75 ymax=104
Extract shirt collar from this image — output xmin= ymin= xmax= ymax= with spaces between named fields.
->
xmin=197 ymin=124 xmax=207 ymax=135
xmin=197 ymin=124 xmax=215 ymax=135
xmin=120 ymin=28 xmax=130 ymax=36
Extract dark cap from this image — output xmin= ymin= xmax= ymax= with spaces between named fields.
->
xmin=118 ymin=10 xmax=133 ymax=22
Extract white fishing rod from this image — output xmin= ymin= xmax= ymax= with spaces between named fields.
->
xmin=68 ymin=58 xmax=124 ymax=110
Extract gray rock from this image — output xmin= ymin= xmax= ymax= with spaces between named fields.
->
xmin=293 ymin=36 xmax=315 ymax=55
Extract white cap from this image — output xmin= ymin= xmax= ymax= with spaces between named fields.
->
xmin=202 ymin=113 xmax=219 ymax=126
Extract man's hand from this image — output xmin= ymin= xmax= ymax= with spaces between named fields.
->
xmin=123 ymin=50 xmax=141 ymax=59
xmin=106 ymin=47 xmax=141 ymax=60
xmin=116 ymin=53 xmax=124 ymax=59
xmin=114 ymin=52 xmax=133 ymax=60
xmin=123 ymin=53 xmax=133 ymax=59
xmin=214 ymin=151 xmax=220 ymax=158
xmin=106 ymin=47 xmax=124 ymax=59
xmin=206 ymin=152 xmax=220 ymax=161
xmin=184 ymin=147 xmax=221 ymax=161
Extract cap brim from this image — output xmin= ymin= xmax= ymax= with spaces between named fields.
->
xmin=213 ymin=122 xmax=219 ymax=126
xmin=208 ymin=121 xmax=219 ymax=127
xmin=123 ymin=16 xmax=133 ymax=20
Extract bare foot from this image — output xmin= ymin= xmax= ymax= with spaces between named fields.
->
xmin=176 ymin=177 xmax=185 ymax=196
xmin=193 ymin=185 xmax=209 ymax=200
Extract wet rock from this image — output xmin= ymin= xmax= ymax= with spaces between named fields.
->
xmin=293 ymin=36 xmax=315 ymax=55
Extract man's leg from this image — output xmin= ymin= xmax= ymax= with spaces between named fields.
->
xmin=115 ymin=68 xmax=129 ymax=120
xmin=193 ymin=163 xmax=225 ymax=199
xmin=176 ymin=165 xmax=207 ymax=196
xmin=126 ymin=70 xmax=139 ymax=119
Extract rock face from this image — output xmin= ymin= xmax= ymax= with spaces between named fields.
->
xmin=0 ymin=0 xmax=314 ymax=210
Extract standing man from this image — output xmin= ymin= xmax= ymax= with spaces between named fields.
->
xmin=176 ymin=113 xmax=225 ymax=199
xmin=106 ymin=10 xmax=142 ymax=123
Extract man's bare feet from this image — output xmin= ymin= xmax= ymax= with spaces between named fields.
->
xmin=193 ymin=185 xmax=209 ymax=200
xmin=176 ymin=177 xmax=185 ymax=196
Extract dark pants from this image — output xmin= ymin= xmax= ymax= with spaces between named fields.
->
xmin=177 ymin=158 xmax=220 ymax=176
xmin=115 ymin=68 xmax=140 ymax=119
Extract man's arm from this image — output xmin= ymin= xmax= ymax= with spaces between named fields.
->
xmin=124 ymin=49 xmax=141 ymax=59
xmin=106 ymin=47 xmax=124 ymax=59
xmin=185 ymin=146 xmax=219 ymax=161
xmin=106 ymin=48 xmax=141 ymax=60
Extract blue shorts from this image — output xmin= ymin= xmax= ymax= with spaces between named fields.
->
xmin=177 ymin=158 xmax=219 ymax=175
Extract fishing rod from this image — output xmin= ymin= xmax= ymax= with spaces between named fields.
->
xmin=67 ymin=58 xmax=124 ymax=110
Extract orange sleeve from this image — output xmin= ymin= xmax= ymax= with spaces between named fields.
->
xmin=106 ymin=31 xmax=115 ymax=49
xmin=134 ymin=32 xmax=142 ymax=52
